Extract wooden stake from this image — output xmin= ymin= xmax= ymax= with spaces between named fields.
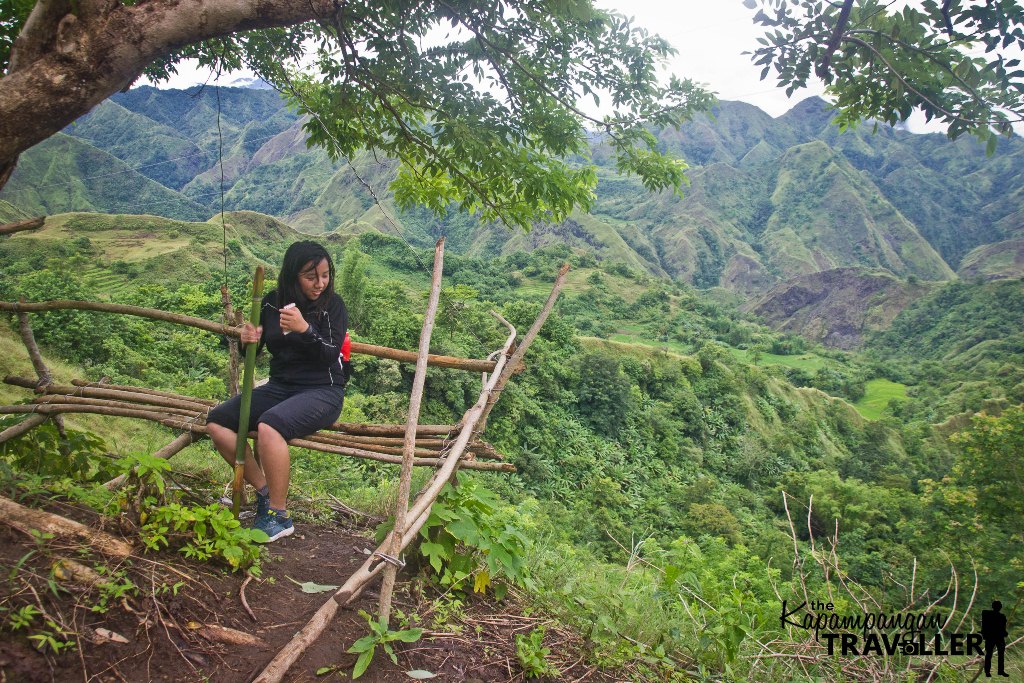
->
xmin=233 ymin=266 xmax=264 ymax=519
xmin=0 ymin=414 xmax=47 ymax=444
xmin=15 ymin=310 xmax=69 ymax=452
xmin=221 ymin=285 xmax=241 ymax=396
xmin=379 ymin=237 xmax=444 ymax=627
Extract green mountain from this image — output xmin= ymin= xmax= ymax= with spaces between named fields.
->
xmin=64 ymin=99 xmax=207 ymax=191
xmin=0 ymin=134 xmax=209 ymax=220
xmin=5 ymin=87 xmax=1024 ymax=350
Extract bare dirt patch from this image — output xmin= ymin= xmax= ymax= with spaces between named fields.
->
xmin=0 ymin=500 xmax=611 ymax=683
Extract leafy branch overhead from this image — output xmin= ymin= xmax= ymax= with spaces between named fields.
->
xmin=748 ymin=0 xmax=1024 ymax=150
xmin=0 ymin=0 xmax=713 ymax=228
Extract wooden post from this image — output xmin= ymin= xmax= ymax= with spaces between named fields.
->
xmin=15 ymin=309 xmax=70 ymax=454
xmin=233 ymin=267 xmax=264 ymax=519
xmin=221 ymin=285 xmax=241 ymax=396
xmin=378 ymin=237 xmax=444 ymax=627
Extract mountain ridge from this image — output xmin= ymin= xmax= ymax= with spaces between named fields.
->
xmin=4 ymin=87 xmax=1023 ymax=347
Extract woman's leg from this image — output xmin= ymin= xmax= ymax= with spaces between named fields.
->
xmin=207 ymin=422 xmax=268 ymax=491
xmin=205 ymin=383 xmax=291 ymax=493
xmin=255 ymin=422 xmax=290 ymax=510
xmin=256 ymin=385 xmax=346 ymax=511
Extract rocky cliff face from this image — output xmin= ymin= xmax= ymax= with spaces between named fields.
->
xmin=747 ymin=267 xmax=936 ymax=349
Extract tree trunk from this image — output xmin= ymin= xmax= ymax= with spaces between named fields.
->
xmin=0 ymin=0 xmax=337 ymax=190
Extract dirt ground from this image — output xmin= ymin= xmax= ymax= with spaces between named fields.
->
xmin=0 ymin=498 xmax=612 ymax=683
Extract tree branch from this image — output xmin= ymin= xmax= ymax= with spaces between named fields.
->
xmin=0 ymin=0 xmax=337 ymax=190
xmin=816 ymin=0 xmax=854 ymax=79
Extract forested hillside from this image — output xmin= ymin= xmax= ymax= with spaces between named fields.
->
xmin=1 ymin=211 xmax=1021 ymax=679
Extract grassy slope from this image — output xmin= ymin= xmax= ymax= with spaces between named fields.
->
xmin=854 ymin=378 xmax=909 ymax=420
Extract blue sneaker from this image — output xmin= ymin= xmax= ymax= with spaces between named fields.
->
xmin=253 ymin=509 xmax=294 ymax=543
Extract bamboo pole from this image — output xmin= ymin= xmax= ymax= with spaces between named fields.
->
xmin=251 ymin=310 xmax=521 ymax=683
xmin=0 ymin=216 xmax=44 ymax=235
xmin=0 ymin=404 xmax=511 ymax=473
xmin=0 ymin=300 xmax=497 ymax=372
xmin=0 ymin=495 xmax=133 ymax=557
xmin=380 ymin=237 xmax=444 ymax=626
xmin=32 ymin=394 xmax=202 ymax=418
xmin=6 ymin=377 xmax=213 ymax=412
xmin=70 ymin=379 xmax=218 ymax=405
xmin=324 ymin=422 xmax=459 ymax=437
xmin=233 ymin=266 xmax=264 ymax=519
xmin=286 ymin=436 xmax=515 ymax=473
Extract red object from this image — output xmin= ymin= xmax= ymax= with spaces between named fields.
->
xmin=341 ymin=332 xmax=351 ymax=361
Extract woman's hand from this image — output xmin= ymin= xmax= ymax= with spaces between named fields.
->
xmin=240 ymin=322 xmax=262 ymax=344
xmin=279 ymin=304 xmax=310 ymax=335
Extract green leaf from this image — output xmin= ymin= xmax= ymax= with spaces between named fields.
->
xmin=389 ymin=628 xmax=424 ymax=643
xmin=347 ymin=635 xmax=378 ymax=654
xmin=352 ymin=648 xmax=374 ymax=679
xmin=286 ymin=576 xmax=339 ymax=593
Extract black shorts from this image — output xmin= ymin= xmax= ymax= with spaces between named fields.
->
xmin=206 ymin=381 xmax=345 ymax=442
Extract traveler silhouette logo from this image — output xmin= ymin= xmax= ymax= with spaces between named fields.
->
xmin=981 ymin=600 xmax=1010 ymax=678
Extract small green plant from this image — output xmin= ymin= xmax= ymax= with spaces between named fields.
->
xmin=2 ymin=601 xmax=76 ymax=655
xmin=347 ymin=610 xmax=423 ymax=679
xmin=428 ymin=596 xmax=465 ymax=632
xmin=116 ymin=451 xmax=173 ymax=525
xmin=27 ymin=618 xmax=77 ymax=654
xmin=3 ymin=604 xmax=41 ymax=631
xmin=514 ymin=626 xmax=560 ymax=679
xmin=0 ymin=419 xmax=113 ymax=482
xmin=383 ymin=481 xmax=531 ymax=599
xmin=89 ymin=569 xmax=138 ymax=614
xmin=141 ymin=503 xmax=266 ymax=574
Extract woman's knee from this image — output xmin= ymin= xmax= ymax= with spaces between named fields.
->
xmin=206 ymin=422 xmax=232 ymax=441
xmin=257 ymin=421 xmax=285 ymax=442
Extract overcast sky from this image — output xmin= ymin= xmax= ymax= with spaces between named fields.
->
xmin=595 ymin=0 xmax=826 ymax=116
xmin=149 ymin=2 xmax=826 ymax=119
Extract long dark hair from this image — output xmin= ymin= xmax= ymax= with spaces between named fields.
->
xmin=276 ymin=240 xmax=335 ymax=313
